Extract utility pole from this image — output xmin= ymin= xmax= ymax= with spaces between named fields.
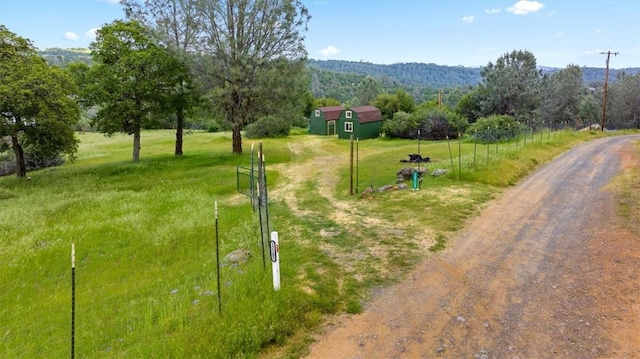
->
xmin=600 ymin=51 xmax=619 ymax=131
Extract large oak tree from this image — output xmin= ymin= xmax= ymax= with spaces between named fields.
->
xmin=0 ymin=26 xmax=80 ymax=178
xmin=121 ymin=0 xmax=202 ymax=156
xmin=83 ymin=20 xmax=188 ymax=161
xmin=196 ymin=0 xmax=311 ymax=154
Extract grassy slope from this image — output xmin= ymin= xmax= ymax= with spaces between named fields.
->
xmin=0 ymin=129 xmax=636 ymax=358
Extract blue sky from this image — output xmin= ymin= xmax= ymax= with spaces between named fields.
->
xmin=1 ymin=0 xmax=638 ymax=69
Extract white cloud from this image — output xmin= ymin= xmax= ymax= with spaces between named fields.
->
xmin=320 ymin=45 xmax=340 ymax=57
xmin=86 ymin=28 xmax=99 ymax=38
xmin=507 ymin=0 xmax=544 ymax=15
xmin=485 ymin=7 xmax=501 ymax=14
xmin=64 ymin=31 xmax=79 ymax=40
xmin=462 ymin=16 xmax=475 ymax=23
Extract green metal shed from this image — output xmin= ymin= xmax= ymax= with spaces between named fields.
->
xmin=337 ymin=105 xmax=383 ymax=140
xmin=309 ymin=106 xmax=345 ymax=135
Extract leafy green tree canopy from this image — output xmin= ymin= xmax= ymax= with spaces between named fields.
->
xmin=479 ymin=50 xmax=542 ymax=121
xmin=196 ymin=0 xmax=311 ymax=154
xmin=313 ymin=97 xmax=342 ymax=109
xmin=0 ymin=25 xmax=80 ymax=177
xmin=355 ymin=76 xmax=383 ymax=106
xmin=81 ymin=20 xmax=188 ymax=161
xmin=373 ymin=89 xmax=416 ymax=120
xmin=382 ymin=107 xmax=467 ymax=140
xmin=538 ymin=64 xmax=584 ymax=128
xmin=122 ymin=0 xmax=202 ymax=156
xmin=607 ymin=71 xmax=640 ymax=129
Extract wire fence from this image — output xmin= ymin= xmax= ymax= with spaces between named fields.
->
xmin=236 ymin=143 xmax=270 ymax=269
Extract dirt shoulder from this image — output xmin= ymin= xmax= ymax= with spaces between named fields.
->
xmin=305 ymin=135 xmax=640 ymax=358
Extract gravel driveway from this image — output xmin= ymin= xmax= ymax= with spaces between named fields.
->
xmin=306 ymin=135 xmax=640 ymax=359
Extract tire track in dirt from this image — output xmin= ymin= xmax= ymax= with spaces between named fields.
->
xmin=268 ymin=137 xmax=423 ymax=282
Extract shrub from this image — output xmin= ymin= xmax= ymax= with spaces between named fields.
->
xmin=467 ymin=115 xmax=525 ymax=143
xmin=0 ymin=149 xmax=65 ymax=177
xmin=291 ymin=116 xmax=309 ymax=129
xmin=416 ymin=109 xmax=468 ymax=140
xmin=207 ymin=119 xmax=232 ymax=133
xmin=382 ymin=111 xmax=417 ymax=138
xmin=244 ymin=115 xmax=291 ymax=139
xmin=384 ymin=109 xmax=469 ymax=140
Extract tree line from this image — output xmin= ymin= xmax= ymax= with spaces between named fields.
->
xmin=2 ymin=0 xmax=311 ymax=177
xmin=2 ymin=1 xmax=639 ymax=178
xmin=332 ymin=50 xmax=640 ymax=142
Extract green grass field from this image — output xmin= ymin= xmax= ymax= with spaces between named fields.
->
xmin=0 ymin=128 xmax=635 ymax=358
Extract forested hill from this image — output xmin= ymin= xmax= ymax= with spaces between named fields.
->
xmin=37 ymin=48 xmax=638 ymax=96
xmin=39 ymin=48 xmax=92 ymax=67
xmin=309 ymin=59 xmax=484 ymax=89
xmin=309 ymin=59 xmax=639 ymax=89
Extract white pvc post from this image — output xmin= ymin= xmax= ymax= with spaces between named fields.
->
xmin=71 ymin=243 xmax=76 ymax=359
xmin=270 ymin=231 xmax=280 ymax=291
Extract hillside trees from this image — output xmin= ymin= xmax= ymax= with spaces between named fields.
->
xmin=121 ymin=0 xmax=202 ymax=156
xmin=538 ymin=64 xmax=584 ymax=128
xmin=607 ymin=72 xmax=640 ymax=129
xmin=82 ymin=20 xmax=188 ymax=161
xmin=0 ymin=26 xmax=80 ymax=177
xmin=196 ymin=0 xmax=311 ymax=154
xmin=478 ymin=50 xmax=542 ymax=121
xmin=355 ymin=76 xmax=383 ymax=106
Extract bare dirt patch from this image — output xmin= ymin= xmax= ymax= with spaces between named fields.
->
xmin=269 ymin=137 xmax=425 ymax=278
xmin=305 ymin=135 xmax=640 ymax=358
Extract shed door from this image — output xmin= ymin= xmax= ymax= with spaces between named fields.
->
xmin=327 ymin=120 xmax=336 ymax=135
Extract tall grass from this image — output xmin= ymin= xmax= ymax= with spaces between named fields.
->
xmin=0 ymin=131 xmax=323 ymax=358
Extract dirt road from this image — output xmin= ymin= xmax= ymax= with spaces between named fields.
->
xmin=306 ymin=135 xmax=640 ymax=358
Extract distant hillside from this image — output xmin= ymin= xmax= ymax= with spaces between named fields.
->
xmin=39 ymin=48 xmax=93 ymax=67
xmin=308 ymin=59 xmax=483 ymax=89
xmin=562 ymin=67 xmax=640 ymax=86
xmin=310 ymin=59 xmax=640 ymax=89
xmin=308 ymin=59 xmax=640 ymax=103
xmin=36 ymin=48 xmax=639 ymax=102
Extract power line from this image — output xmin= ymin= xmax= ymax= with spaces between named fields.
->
xmin=600 ymin=50 xmax=619 ymax=131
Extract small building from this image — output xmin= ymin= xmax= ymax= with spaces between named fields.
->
xmin=337 ymin=105 xmax=383 ymax=140
xmin=309 ymin=106 xmax=345 ymax=136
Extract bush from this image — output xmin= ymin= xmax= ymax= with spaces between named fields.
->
xmin=382 ymin=111 xmax=417 ymax=138
xmin=416 ymin=109 xmax=468 ymax=140
xmin=383 ymin=109 xmax=468 ymax=140
xmin=466 ymin=115 xmax=524 ymax=143
xmin=291 ymin=116 xmax=309 ymax=129
xmin=206 ymin=119 xmax=232 ymax=133
xmin=0 ymin=149 xmax=65 ymax=177
xmin=244 ymin=116 xmax=291 ymax=139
